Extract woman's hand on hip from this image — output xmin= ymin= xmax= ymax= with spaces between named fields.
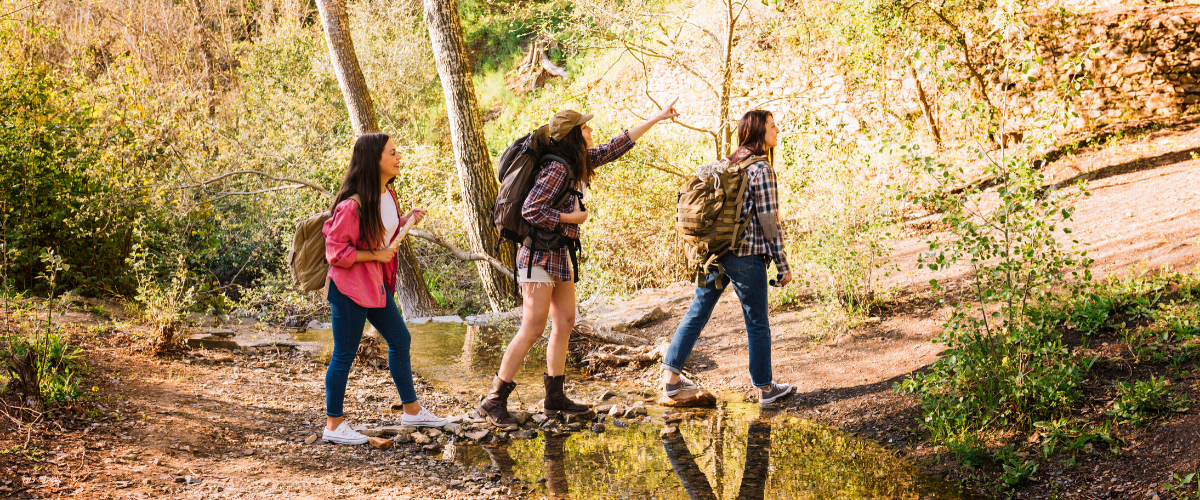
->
xmin=560 ymin=210 xmax=588 ymax=225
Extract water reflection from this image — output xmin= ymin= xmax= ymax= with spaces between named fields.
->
xmin=296 ymin=325 xmax=980 ymax=498
xmin=663 ymin=411 xmax=769 ymax=500
xmin=441 ymin=404 xmax=981 ymax=499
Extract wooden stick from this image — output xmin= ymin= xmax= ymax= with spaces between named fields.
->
xmin=388 ymin=216 xmax=421 ymax=249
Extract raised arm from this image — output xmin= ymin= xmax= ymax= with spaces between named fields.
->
xmin=626 ymin=97 xmax=680 ymax=142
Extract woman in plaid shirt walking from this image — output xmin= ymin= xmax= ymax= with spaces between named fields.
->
xmin=479 ymin=102 xmax=681 ymax=428
xmin=661 ymin=110 xmax=796 ymax=405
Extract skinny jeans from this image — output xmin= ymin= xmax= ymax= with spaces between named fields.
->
xmin=661 ymin=253 xmax=774 ymax=388
xmin=325 ymin=279 xmax=416 ymax=417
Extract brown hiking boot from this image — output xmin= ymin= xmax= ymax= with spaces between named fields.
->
xmin=543 ymin=373 xmax=591 ymax=416
xmin=479 ymin=375 xmax=519 ymax=430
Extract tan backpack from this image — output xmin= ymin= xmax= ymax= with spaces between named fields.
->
xmin=288 ymin=195 xmax=359 ymax=292
xmin=675 ymin=155 xmax=767 ymax=288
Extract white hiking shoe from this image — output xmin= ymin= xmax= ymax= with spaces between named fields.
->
xmin=322 ymin=421 xmax=369 ymax=445
xmin=400 ymin=408 xmax=448 ymax=428
xmin=759 ymin=381 xmax=794 ymax=404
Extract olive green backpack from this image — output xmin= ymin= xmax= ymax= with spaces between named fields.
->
xmin=675 ymin=155 xmax=767 ymax=289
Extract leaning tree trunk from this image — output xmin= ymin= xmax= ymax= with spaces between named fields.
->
xmin=316 ymin=0 xmax=439 ymax=318
xmin=315 ymin=0 xmax=376 ymax=137
xmin=423 ymin=0 xmax=516 ymax=312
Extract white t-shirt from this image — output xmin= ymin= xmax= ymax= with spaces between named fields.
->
xmin=380 ymin=192 xmax=399 ymax=249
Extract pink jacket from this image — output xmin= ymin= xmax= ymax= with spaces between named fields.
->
xmin=322 ymin=188 xmax=402 ymax=308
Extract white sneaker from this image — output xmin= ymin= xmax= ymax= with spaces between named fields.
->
xmin=400 ymin=408 xmax=447 ymax=428
xmin=322 ymin=421 xmax=369 ymax=445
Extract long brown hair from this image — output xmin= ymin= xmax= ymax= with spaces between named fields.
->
xmin=331 ymin=133 xmax=392 ymax=248
xmin=544 ymin=125 xmax=594 ymax=185
xmin=729 ymin=109 xmax=774 ymax=163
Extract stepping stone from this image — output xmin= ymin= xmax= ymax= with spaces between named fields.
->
xmin=431 ymin=315 xmax=464 ymax=323
xmin=407 ymin=317 xmax=432 ymax=325
xmin=367 ymin=437 xmax=393 ymax=450
xmin=658 ymin=388 xmax=717 ymax=408
xmin=186 ymin=335 xmax=240 ymax=351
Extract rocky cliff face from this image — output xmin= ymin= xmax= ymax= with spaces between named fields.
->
xmin=585 ymin=3 xmax=1200 ymax=149
xmin=1031 ymin=5 xmax=1200 ymax=127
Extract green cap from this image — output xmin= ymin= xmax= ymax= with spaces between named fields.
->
xmin=548 ymin=109 xmax=594 ymax=141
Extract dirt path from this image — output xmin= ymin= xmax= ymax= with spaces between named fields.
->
xmin=3 ymin=119 xmax=1198 ymax=500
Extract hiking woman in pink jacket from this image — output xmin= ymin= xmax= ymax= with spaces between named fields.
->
xmin=319 ymin=133 xmax=447 ymax=445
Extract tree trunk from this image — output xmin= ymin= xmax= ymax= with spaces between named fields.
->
xmin=315 ymin=0 xmax=377 ymax=136
xmin=423 ymin=0 xmax=516 ymax=312
xmin=316 ymin=0 xmax=439 ymax=318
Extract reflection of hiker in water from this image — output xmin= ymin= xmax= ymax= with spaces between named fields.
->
xmin=662 ymin=418 xmax=772 ymax=500
xmin=544 ymin=433 xmax=570 ymax=498
xmin=481 ymin=443 xmax=516 ymax=478
xmin=480 ymin=434 xmax=572 ymax=498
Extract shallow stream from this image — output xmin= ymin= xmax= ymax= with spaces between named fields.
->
xmin=295 ymin=323 xmax=982 ymax=499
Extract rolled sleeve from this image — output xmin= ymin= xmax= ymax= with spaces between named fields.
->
xmin=753 ymin=167 xmax=790 ymax=275
xmin=322 ymin=200 xmax=360 ymax=269
xmin=522 ymin=163 xmax=570 ymax=231
xmin=587 ymin=130 xmax=636 ymax=168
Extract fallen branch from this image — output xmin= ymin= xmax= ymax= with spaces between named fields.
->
xmin=572 ymin=319 xmax=645 ymax=346
xmin=584 ymin=342 xmax=668 ymax=364
xmin=409 ymin=229 xmax=514 ymax=280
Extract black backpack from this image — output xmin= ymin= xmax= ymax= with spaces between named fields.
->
xmin=492 ymin=126 xmax=584 ymax=289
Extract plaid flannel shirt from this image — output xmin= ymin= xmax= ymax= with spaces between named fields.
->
xmin=735 ymin=159 xmax=791 ymax=275
xmin=517 ymin=130 xmax=636 ymax=282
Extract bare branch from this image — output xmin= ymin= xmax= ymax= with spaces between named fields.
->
xmin=180 ymin=170 xmax=334 ymax=199
xmin=206 ymin=184 xmax=309 ymax=196
xmin=409 ymin=229 xmax=514 ymax=280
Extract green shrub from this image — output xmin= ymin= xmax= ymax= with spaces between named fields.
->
xmin=1 ymin=331 xmax=86 ymax=409
xmin=1107 ymin=376 xmax=1191 ymax=428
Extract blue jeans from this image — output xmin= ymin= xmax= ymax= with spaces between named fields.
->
xmin=662 ymin=253 xmax=774 ymax=388
xmin=325 ymin=280 xmax=416 ymax=417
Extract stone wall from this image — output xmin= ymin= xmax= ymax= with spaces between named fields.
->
xmin=584 ymin=3 xmax=1200 ymax=150
xmin=1032 ymin=4 xmax=1200 ymax=128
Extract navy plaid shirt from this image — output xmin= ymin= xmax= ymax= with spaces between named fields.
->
xmin=517 ymin=130 xmax=636 ymax=281
xmin=733 ymin=154 xmax=790 ymax=275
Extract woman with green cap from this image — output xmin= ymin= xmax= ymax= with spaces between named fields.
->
xmin=479 ymin=101 xmax=680 ymax=428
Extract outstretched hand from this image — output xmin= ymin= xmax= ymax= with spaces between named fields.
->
xmin=655 ymin=97 xmax=681 ymax=122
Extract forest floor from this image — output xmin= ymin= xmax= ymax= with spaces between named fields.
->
xmin=2 ymin=116 xmax=1200 ymax=500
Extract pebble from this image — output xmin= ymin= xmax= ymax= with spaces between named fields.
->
xmin=595 ymin=405 xmax=611 ymax=414
xmin=661 ymin=426 xmax=678 ymax=436
xmin=591 ymin=423 xmax=605 ymax=433
xmin=600 ymin=390 xmax=618 ymax=401
xmin=466 ymin=430 xmax=490 ymax=441
xmin=304 ymin=434 xmax=318 ymax=445
xmin=449 ymin=480 xmax=463 ymax=487
xmin=612 ymin=418 xmax=627 ymax=428
xmin=530 ymin=414 xmax=548 ymax=424
xmin=512 ymin=429 xmax=537 ymax=440
xmin=367 ymin=437 xmax=393 ymax=450
xmin=412 ymin=433 xmax=431 ymax=444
